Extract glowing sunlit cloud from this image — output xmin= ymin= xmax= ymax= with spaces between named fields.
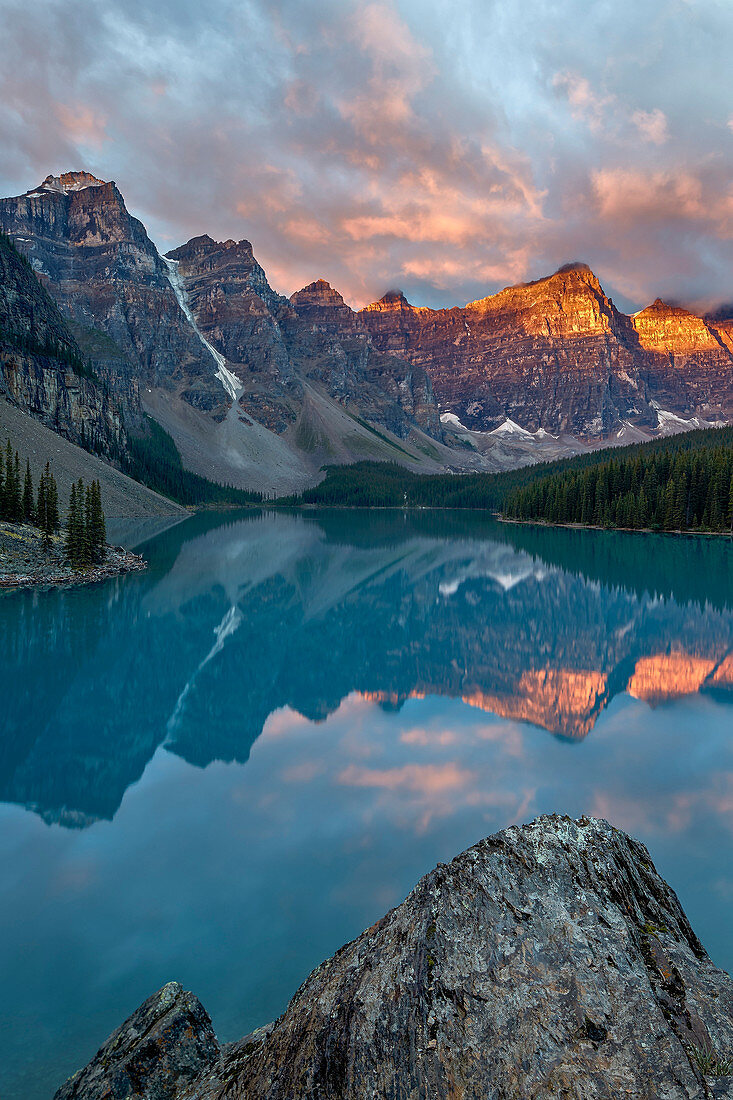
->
xmin=553 ymin=71 xmax=613 ymax=133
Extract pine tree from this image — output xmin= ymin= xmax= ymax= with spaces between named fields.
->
xmin=36 ymin=469 xmax=47 ymax=534
xmin=22 ymin=459 xmax=34 ymax=522
xmin=65 ymin=481 xmax=84 ymax=567
xmin=3 ymin=440 xmax=21 ymax=520
xmin=46 ymin=467 xmax=59 ymax=532
xmin=88 ymin=480 xmax=106 ymax=563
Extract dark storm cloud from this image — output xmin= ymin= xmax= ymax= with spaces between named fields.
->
xmin=1 ymin=0 xmax=733 ymax=310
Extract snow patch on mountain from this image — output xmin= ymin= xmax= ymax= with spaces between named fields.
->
xmin=490 ymin=418 xmax=536 ymax=440
xmin=162 ymin=257 xmax=243 ymax=402
xmin=33 ymin=172 xmax=107 ymax=195
xmin=440 ymin=412 xmax=470 ymax=431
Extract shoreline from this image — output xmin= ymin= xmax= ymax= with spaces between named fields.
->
xmin=499 ymin=515 xmax=733 ymax=537
xmin=0 ymin=521 xmax=147 ymax=590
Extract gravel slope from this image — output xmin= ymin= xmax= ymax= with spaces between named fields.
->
xmin=0 ymin=399 xmax=186 ymax=518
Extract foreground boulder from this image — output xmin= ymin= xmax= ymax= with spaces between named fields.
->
xmin=54 ymin=981 xmax=219 ymax=1100
xmin=54 ymin=816 xmax=733 ymax=1099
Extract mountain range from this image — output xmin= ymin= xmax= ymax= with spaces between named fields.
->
xmin=1 ymin=171 xmax=732 ymax=495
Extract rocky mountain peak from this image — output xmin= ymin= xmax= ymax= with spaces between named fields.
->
xmin=361 ymin=288 xmax=413 ymax=314
xmin=632 ymin=298 xmax=722 ymax=353
xmin=167 ymin=235 xmax=256 ymax=265
xmin=641 ymin=297 xmax=682 ymax=315
xmin=529 ymin=261 xmax=604 ymax=297
xmin=290 ymin=279 xmax=349 ymax=310
xmin=31 ymin=172 xmax=107 ymax=195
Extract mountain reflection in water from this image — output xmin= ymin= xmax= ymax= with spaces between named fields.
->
xmin=0 ymin=509 xmax=731 ymax=1100
xmin=1 ymin=510 xmax=731 ymax=827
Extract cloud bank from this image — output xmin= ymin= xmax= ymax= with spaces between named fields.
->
xmin=1 ymin=0 xmax=733 ymax=310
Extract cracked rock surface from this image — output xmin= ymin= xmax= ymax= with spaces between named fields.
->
xmin=53 ymin=815 xmax=733 ymax=1099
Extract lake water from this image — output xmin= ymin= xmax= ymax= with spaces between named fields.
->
xmin=1 ymin=509 xmax=731 ymax=1100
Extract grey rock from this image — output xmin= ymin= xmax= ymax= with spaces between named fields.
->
xmin=53 ymin=981 xmax=219 ymax=1100
xmin=54 ymin=817 xmax=733 ymax=1099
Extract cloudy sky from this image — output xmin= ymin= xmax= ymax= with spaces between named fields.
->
xmin=2 ymin=0 xmax=733 ymax=310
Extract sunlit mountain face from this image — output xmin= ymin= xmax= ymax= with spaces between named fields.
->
xmin=1 ymin=509 xmax=731 ymax=827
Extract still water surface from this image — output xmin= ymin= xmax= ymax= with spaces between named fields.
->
xmin=1 ymin=510 xmax=731 ymax=1099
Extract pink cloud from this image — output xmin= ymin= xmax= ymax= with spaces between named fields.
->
xmin=400 ymin=727 xmax=459 ymax=746
xmin=631 ymin=108 xmax=668 ymax=145
xmin=591 ymin=167 xmax=706 ymax=224
xmin=339 ymin=762 xmax=474 ymax=793
xmin=553 ymin=71 xmax=613 ymax=133
xmin=54 ymin=102 xmax=107 ymax=150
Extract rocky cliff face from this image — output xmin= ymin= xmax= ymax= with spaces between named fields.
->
xmin=52 ymin=816 xmax=733 ymax=1100
xmin=166 ymin=238 xmax=439 ymax=438
xmin=0 ymin=175 xmax=227 ymax=417
xmin=1 ymin=176 xmax=445 ymax=487
xmin=631 ymin=299 xmax=733 ymax=420
xmin=0 ymin=234 xmax=125 ymax=455
xmin=284 ymin=277 xmax=439 ymax=438
xmin=360 ymin=264 xmax=733 ymax=436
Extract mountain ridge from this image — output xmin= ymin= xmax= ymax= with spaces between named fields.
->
xmin=1 ymin=170 xmax=731 ymax=492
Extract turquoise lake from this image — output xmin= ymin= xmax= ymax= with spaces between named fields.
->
xmin=1 ymin=509 xmax=732 ymax=1100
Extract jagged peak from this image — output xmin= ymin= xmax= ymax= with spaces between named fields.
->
xmin=536 ymin=261 xmax=603 ymax=293
xmin=465 ymin=262 xmax=605 ymax=312
xmin=29 ymin=172 xmax=108 ymax=196
xmin=166 ymin=235 xmax=255 ymax=262
xmin=635 ymin=297 xmax=691 ymax=318
xmin=290 ymin=279 xmax=348 ymax=309
xmin=360 ymin=288 xmax=414 ymax=314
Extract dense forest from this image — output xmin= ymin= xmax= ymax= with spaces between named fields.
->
xmin=503 ymin=440 xmax=733 ymax=532
xmin=280 ymin=426 xmax=733 ymax=521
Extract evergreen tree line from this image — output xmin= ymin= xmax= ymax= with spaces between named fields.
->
xmin=503 ymin=443 xmax=733 ymax=532
xmin=0 ymin=319 xmax=93 ymax=377
xmin=0 ymin=438 xmax=60 ymax=538
xmin=281 ymin=426 xmax=733 ymax=513
xmin=1 ymin=435 xmax=107 ymax=564
xmin=65 ymin=478 xmax=106 ymax=568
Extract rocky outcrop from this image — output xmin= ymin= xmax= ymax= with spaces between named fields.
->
xmin=53 ymin=816 xmax=733 ymax=1099
xmin=359 ymin=264 xmax=733 ymax=436
xmin=53 ymin=981 xmax=219 ymax=1100
xmin=0 ymin=233 xmax=125 ymax=455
